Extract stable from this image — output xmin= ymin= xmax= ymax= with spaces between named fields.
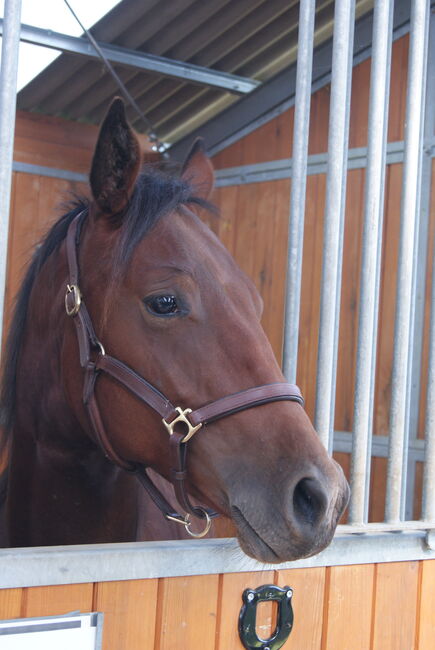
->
xmin=1 ymin=1 xmax=435 ymax=648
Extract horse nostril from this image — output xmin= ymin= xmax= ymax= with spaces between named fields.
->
xmin=293 ymin=477 xmax=328 ymax=526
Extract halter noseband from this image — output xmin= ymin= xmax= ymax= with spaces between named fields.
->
xmin=65 ymin=212 xmax=304 ymax=537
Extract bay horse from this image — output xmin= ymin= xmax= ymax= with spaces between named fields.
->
xmin=0 ymin=99 xmax=348 ymax=562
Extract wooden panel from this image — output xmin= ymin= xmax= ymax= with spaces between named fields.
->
xmin=3 ymin=173 xmax=88 ymax=337
xmin=13 ymin=111 xmax=154 ymax=172
xmin=155 ymin=574 xmax=219 ymax=649
xmin=277 ymin=567 xmax=326 ymax=650
xmin=297 ymin=173 xmax=326 ymax=419
xmin=335 ymin=168 xmax=365 ymax=433
xmin=372 ymin=561 xmax=419 ymax=650
xmin=417 ymin=560 xmax=435 ymax=649
xmin=0 ymin=588 xmax=22 ymax=619
xmin=216 ymin=570 xmax=275 ymax=649
xmin=387 ymin=35 xmax=409 ymax=143
xmin=94 ymin=579 xmax=158 ymax=650
xmin=23 ymin=582 xmax=93 ymax=617
xmin=417 ymin=161 xmax=435 ymax=437
xmin=0 ymin=559 xmax=432 ymax=648
xmin=321 ymin=564 xmax=375 ymax=650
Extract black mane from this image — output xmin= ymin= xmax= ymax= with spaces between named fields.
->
xmin=0 ymin=166 xmax=212 ymax=454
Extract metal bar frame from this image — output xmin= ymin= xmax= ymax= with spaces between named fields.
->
xmin=315 ymin=0 xmax=356 ymax=452
xmin=282 ymin=0 xmax=316 ymax=383
xmin=385 ymin=0 xmax=431 ymax=523
xmin=0 ymin=0 xmax=22 ymax=357
xmin=405 ymin=8 xmax=435 ymax=520
xmin=422 ymin=10 xmax=435 ymax=523
xmin=213 ymin=140 xmax=410 ymax=187
xmin=0 ymin=20 xmax=259 ymax=94
xmin=349 ymin=0 xmax=394 ymax=525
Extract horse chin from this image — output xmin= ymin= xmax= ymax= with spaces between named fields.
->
xmin=231 ymin=505 xmax=336 ymax=564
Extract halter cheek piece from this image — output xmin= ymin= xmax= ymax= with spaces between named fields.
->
xmin=65 ymin=212 xmax=305 ymax=538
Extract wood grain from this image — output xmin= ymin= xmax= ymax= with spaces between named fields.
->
xmin=372 ymin=561 xmax=419 ymax=650
xmin=321 ymin=564 xmax=375 ymax=650
xmin=23 ymin=582 xmax=93 ymax=617
xmin=417 ymin=560 xmax=435 ymax=649
xmin=0 ymin=588 xmax=22 ymax=619
xmin=277 ymin=567 xmax=326 ymax=650
xmin=155 ymin=574 xmax=219 ymax=649
xmin=94 ymin=579 xmax=158 ymax=650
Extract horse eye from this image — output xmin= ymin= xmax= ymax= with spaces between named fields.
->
xmin=145 ymin=295 xmax=179 ymax=316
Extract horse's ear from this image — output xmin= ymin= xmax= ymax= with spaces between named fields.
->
xmin=181 ymin=138 xmax=214 ymax=200
xmin=90 ymin=97 xmax=141 ymax=215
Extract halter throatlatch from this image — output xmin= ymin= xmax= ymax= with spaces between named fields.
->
xmin=65 ymin=212 xmax=305 ymax=538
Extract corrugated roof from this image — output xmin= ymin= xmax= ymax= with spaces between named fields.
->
xmin=16 ymin=0 xmax=374 ymax=148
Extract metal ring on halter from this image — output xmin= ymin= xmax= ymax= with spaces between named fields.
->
xmin=94 ymin=340 xmax=106 ymax=356
xmin=166 ymin=508 xmax=212 ymax=538
xmin=65 ymin=284 xmax=82 ymax=316
xmin=184 ymin=508 xmax=212 ymax=538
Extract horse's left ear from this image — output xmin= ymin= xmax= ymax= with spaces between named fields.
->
xmin=90 ymin=97 xmax=141 ymax=215
xmin=181 ymin=138 xmax=214 ymax=200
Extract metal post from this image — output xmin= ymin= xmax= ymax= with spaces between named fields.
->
xmin=385 ymin=0 xmax=430 ymax=523
xmin=423 ymin=252 xmax=435 ymax=522
xmin=349 ymin=0 xmax=394 ymax=525
xmin=405 ymin=7 xmax=435 ymax=520
xmin=283 ymin=0 xmax=316 ymax=383
xmin=0 ymin=0 xmax=22 ymax=358
xmin=421 ymin=9 xmax=435 ymax=524
xmin=314 ymin=0 xmax=355 ymax=451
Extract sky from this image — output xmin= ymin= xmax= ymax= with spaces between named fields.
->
xmin=0 ymin=0 xmax=121 ymax=90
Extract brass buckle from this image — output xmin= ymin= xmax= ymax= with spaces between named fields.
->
xmin=65 ymin=284 xmax=82 ymax=316
xmin=166 ymin=508 xmax=212 ymax=538
xmin=162 ymin=407 xmax=202 ymax=443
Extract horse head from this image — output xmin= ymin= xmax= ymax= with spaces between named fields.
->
xmin=2 ymin=98 xmax=349 ymax=561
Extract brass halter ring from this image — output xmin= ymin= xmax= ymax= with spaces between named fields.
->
xmin=166 ymin=508 xmax=212 ymax=538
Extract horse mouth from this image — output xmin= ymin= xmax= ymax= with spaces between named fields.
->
xmin=231 ymin=506 xmax=281 ymax=562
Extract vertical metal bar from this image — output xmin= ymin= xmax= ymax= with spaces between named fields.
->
xmin=315 ymin=0 xmax=355 ymax=452
xmin=0 ymin=0 xmax=22 ymax=358
xmin=421 ymin=9 xmax=435 ymax=524
xmin=283 ymin=0 xmax=316 ymax=383
xmin=349 ymin=0 xmax=394 ymax=525
xmin=423 ymin=250 xmax=435 ymax=521
xmin=385 ymin=0 xmax=430 ymax=523
xmin=406 ymin=8 xmax=435 ymax=521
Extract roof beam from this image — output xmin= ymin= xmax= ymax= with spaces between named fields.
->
xmin=169 ymin=0 xmax=419 ymax=159
xmin=0 ymin=20 xmax=260 ymax=94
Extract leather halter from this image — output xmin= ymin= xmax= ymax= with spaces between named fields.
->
xmin=65 ymin=211 xmax=305 ymax=537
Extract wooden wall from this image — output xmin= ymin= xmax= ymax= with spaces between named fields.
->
xmin=210 ymin=34 xmax=435 ymax=522
xmin=1 ymin=560 xmax=435 ymax=649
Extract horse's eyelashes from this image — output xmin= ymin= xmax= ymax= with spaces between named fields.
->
xmin=145 ymin=295 xmax=180 ymax=316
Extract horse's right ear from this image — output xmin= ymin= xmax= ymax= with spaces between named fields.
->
xmin=90 ymin=97 xmax=141 ymax=216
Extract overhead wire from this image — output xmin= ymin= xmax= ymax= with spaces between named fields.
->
xmin=63 ymin=0 xmax=169 ymax=157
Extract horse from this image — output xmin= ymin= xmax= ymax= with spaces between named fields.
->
xmin=0 ymin=98 xmax=349 ymax=562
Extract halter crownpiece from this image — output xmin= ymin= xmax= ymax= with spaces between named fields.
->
xmin=65 ymin=211 xmax=305 ymax=538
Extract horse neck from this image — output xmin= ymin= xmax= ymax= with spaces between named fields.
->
xmin=5 ymin=242 xmax=139 ymax=546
